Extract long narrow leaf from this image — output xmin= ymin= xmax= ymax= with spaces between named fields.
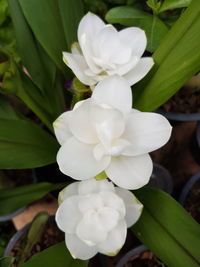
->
xmin=58 ymin=0 xmax=84 ymax=50
xmin=0 ymin=182 xmax=67 ymax=216
xmin=8 ymin=0 xmax=48 ymax=92
xmin=0 ymin=96 xmax=19 ymax=119
xmin=105 ymin=6 xmax=168 ymax=52
xmin=18 ymin=0 xmax=68 ymax=74
xmin=0 ymin=257 xmax=15 ymax=267
xmin=132 ymin=187 xmax=200 ymax=267
xmin=19 ymin=242 xmax=87 ymax=267
xmin=0 ymin=118 xmax=59 ymax=169
xmin=133 ymin=0 xmax=200 ymax=111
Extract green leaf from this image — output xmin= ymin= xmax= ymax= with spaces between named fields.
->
xmin=0 ymin=118 xmax=59 ymax=169
xmin=132 ymin=187 xmax=200 ymax=267
xmin=133 ymin=1 xmax=200 ymax=111
xmin=159 ymin=0 xmax=192 ymax=13
xmin=146 ymin=0 xmax=161 ymax=15
xmin=0 ymin=0 xmax=8 ymax=25
xmin=8 ymin=0 xmax=52 ymax=93
xmin=105 ymin=6 xmax=168 ymax=52
xmin=0 ymin=96 xmax=19 ymax=119
xmin=0 ymin=257 xmax=14 ymax=267
xmin=58 ymin=0 xmax=84 ymax=50
xmin=19 ymin=212 xmax=49 ymax=265
xmin=0 ymin=182 xmax=67 ymax=216
xmin=19 ymin=242 xmax=87 ymax=267
xmin=18 ymin=0 xmax=67 ymax=74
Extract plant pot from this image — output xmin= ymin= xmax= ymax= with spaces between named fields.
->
xmin=116 ymin=245 xmax=165 ymax=267
xmin=0 ymin=169 xmax=37 ymax=222
xmin=196 ymin=122 xmax=200 ymax=148
xmin=190 ymin=122 xmax=200 ymax=165
xmin=179 ymin=171 xmax=200 ymax=223
xmin=148 ymin=163 xmax=173 ymax=194
xmin=4 ymin=216 xmax=64 ymax=264
xmin=156 ymin=108 xmax=200 ymax=122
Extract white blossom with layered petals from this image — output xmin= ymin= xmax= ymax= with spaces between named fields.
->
xmin=56 ymin=179 xmax=143 ymax=260
xmin=53 ymin=75 xmax=172 ymax=190
xmin=63 ymin=12 xmax=154 ymax=88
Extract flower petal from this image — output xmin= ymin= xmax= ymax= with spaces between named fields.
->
xmin=107 ymin=55 xmax=139 ymax=76
xmin=105 ymin=154 xmax=153 ymax=189
xmin=124 ymin=57 xmax=154 ymax=86
xmin=95 ymin=107 xmax=125 ymax=148
xmin=63 ymin=52 xmax=91 ymax=85
xmin=78 ymin=12 xmax=104 ymax=74
xmin=56 ymin=196 xmax=82 ymax=233
xmin=97 ymin=207 xmax=119 ymax=232
xmin=93 ymin=25 xmax=131 ymax=65
xmin=78 ymin=12 xmax=105 ymax=45
xmin=92 ymin=75 xmax=132 ymax=114
xmin=65 ymin=233 xmax=97 ymax=260
xmin=119 ymin=27 xmax=147 ymax=57
xmin=78 ymin=178 xmax=114 ymax=195
xmin=98 ymin=220 xmax=127 ymax=256
xmin=58 ymin=182 xmax=79 ymax=205
xmin=78 ymin=194 xmax=103 ymax=214
xmin=53 ymin=111 xmax=72 ymax=145
xmin=100 ymin=191 xmax=126 ymax=218
xmin=57 ymin=136 xmax=111 ymax=180
xmin=69 ymin=99 xmax=98 ymax=144
xmin=115 ymin=187 xmax=143 ymax=227
xmin=76 ymin=210 xmax=108 ymax=245
xmin=122 ymin=112 xmax=172 ymax=156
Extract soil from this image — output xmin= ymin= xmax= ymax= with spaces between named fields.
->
xmin=125 ymin=251 xmax=165 ymax=267
xmin=162 ymin=89 xmax=200 ymax=114
xmin=11 ymin=221 xmax=64 ymax=266
xmin=184 ymin=180 xmax=200 ymax=223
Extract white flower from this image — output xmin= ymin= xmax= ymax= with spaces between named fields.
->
xmin=56 ymin=179 xmax=143 ymax=260
xmin=53 ymin=75 xmax=172 ymax=189
xmin=63 ymin=12 xmax=154 ymax=88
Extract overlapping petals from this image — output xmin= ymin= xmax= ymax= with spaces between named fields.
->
xmin=63 ymin=12 xmax=154 ymax=87
xmin=53 ymin=75 xmax=172 ymax=189
xmin=56 ymin=179 xmax=143 ymax=260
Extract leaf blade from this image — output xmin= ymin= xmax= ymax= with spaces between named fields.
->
xmin=132 ymin=187 xmax=200 ymax=267
xmin=133 ymin=0 xmax=200 ymax=111
xmin=19 ymin=242 xmax=87 ymax=267
xmin=0 ymin=182 xmax=66 ymax=216
xmin=105 ymin=6 xmax=168 ymax=52
xmin=58 ymin=0 xmax=84 ymax=50
xmin=18 ymin=0 xmax=67 ymax=73
xmin=0 ymin=119 xmax=59 ymax=169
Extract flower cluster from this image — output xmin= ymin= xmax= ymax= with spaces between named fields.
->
xmin=54 ymin=75 xmax=171 ymax=189
xmin=54 ymin=12 xmax=172 ymax=260
xmin=63 ymin=12 xmax=154 ymax=88
xmin=56 ymin=179 xmax=143 ymax=260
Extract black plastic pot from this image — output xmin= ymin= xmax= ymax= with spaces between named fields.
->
xmin=179 ymin=171 xmax=200 ymax=205
xmin=0 ymin=170 xmax=37 ymax=222
xmin=156 ymin=108 xmax=200 ymax=122
xmin=195 ymin=122 xmax=200 ymax=163
xmin=116 ymin=245 xmax=147 ymax=267
xmin=196 ymin=122 xmax=200 ymax=148
xmin=116 ymin=245 xmax=166 ymax=267
xmin=4 ymin=223 xmax=30 ymax=257
xmin=190 ymin=122 xmax=200 ymax=165
xmin=0 ymin=207 xmax=27 ymax=223
xmin=148 ymin=163 xmax=173 ymax=195
xmin=4 ymin=216 xmax=56 ymax=258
